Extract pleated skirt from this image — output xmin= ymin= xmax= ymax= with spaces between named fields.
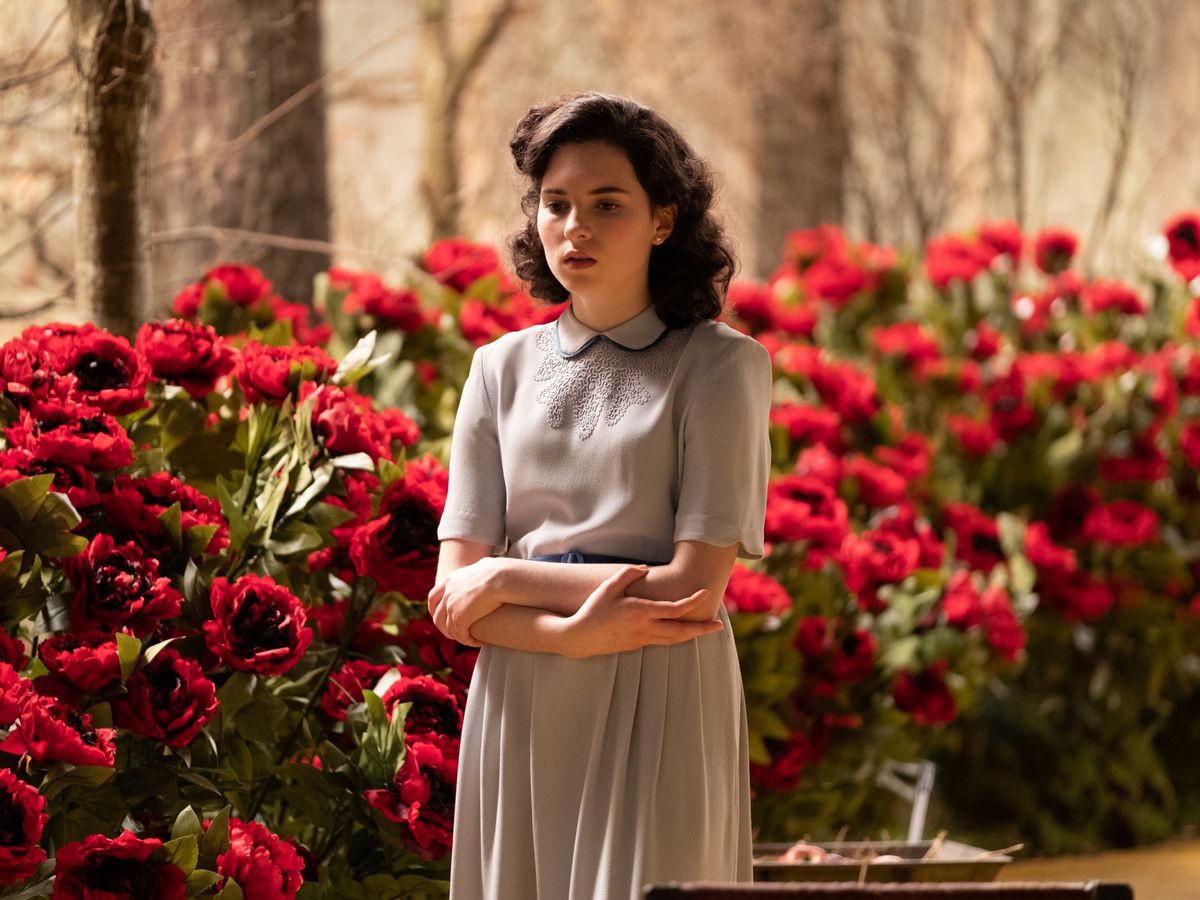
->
xmin=448 ymin=603 xmax=753 ymax=899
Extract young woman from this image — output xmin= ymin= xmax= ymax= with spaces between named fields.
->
xmin=429 ymin=92 xmax=772 ymax=898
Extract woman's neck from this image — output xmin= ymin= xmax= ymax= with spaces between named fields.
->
xmin=570 ymin=289 xmax=653 ymax=333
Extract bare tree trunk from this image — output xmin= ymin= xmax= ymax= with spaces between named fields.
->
xmin=149 ymin=0 xmax=329 ymax=312
xmin=67 ymin=0 xmax=155 ymax=337
xmin=750 ymin=0 xmax=846 ymax=277
xmin=419 ymin=0 xmax=516 ymax=242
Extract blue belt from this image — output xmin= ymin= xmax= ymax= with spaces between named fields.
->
xmin=530 ymin=550 xmax=668 ymax=566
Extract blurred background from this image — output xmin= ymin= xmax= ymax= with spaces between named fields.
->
xmin=2 ymin=0 xmax=1199 ymax=328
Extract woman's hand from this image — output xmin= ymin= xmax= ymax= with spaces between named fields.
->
xmin=563 ymin=565 xmax=724 ymax=659
xmin=427 ymin=557 xmax=505 ymax=647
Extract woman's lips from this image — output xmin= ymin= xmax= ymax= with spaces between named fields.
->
xmin=564 ymin=257 xmax=596 ymax=269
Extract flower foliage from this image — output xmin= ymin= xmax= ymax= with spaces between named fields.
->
xmin=4 ymin=216 xmax=1200 ymax=896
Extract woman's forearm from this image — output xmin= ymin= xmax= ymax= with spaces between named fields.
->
xmin=467 ymin=603 xmax=575 ymax=656
xmin=489 ymin=558 xmax=701 ymax=616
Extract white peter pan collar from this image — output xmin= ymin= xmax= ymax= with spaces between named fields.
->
xmin=554 ymin=303 xmax=669 ymax=358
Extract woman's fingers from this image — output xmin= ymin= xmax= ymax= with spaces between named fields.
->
xmin=427 ymin=581 xmax=445 ymax=616
xmin=586 ymin=565 xmax=650 ymax=605
xmin=649 ymin=619 xmax=724 ymax=644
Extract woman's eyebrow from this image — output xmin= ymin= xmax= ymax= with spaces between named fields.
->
xmin=541 ymin=186 xmax=631 ymax=196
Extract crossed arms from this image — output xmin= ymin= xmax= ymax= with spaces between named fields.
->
xmin=427 ymin=539 xmax=739 ymax=658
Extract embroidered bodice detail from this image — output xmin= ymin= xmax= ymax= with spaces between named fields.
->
xmin=533 ymin=324 xmax=691 ymax=440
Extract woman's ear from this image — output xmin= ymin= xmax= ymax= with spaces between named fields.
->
xmin=654 ymin=203 xmax=677 ymax=243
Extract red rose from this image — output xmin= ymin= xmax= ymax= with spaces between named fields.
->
xmin=1099 ymin=435 xmax=1168 ymax=483
xmin=1041 ymin=570 xmax=1114 ymax=620
xmin=379 ymin=407 xmax=421 ymax=449
xmin=794 ymin=444 xmax=844 ymax=485
xmin=723 ymin=565 xmax=791 ymax=616
xmin=803 ymin=254 xmax=873 ymax=308
xmin=320 ymin=659 xmax=400 ymax=721
xmin=985 ymin=368 xmax=1037 ymax=440
xmin=37 ymin=635 xmax=122 ymax=695
xmin=1033 ymin=227 xmax=1079 ymax=275
xmin=876 ymin=505 xmax=945 ymax=569
xmin=942 ymin=503 xmax=1004 ymax=574
xmin=0 ymin=663 xmax=33 ymax=727
xmin=1 ymin=695 xmax=116 ymax=767
xmin=1024 ymin=521 xmax=1077 ymax=576
xmin=839 ymin=530 xmax=921 ymax=612
xmin=1164 ymin=211 xmax=1200 ymax=282
xmin=728 ymin=280 xmax=815 ymax=336
xmin=968 ymin=321 xmax=1002 ymax=360
xmin=1180 ymin=421 xmax=1200 ymax=467
xmin=268 ymin=297 xmax=332 ymax=347
xmin=236 ymin=341 xmax=337 ymax=405
xmin=893 ymin=661 xmax=957 ymax=725
xmin=55 ymin=330 xmax=149 ymax=415
xmin=422 ymin=238 xmax=503 ymax=293
xmin=400 ymin=617 xmax=478 ymax=698
xmin=1083 ymin=279 xmax=1146 ymax=316
xmin=332 ymin=268 xmax=426 ymax=333
xmin=381 ymin=674 xmax=463 ymax=738
xmin=215 ymin=818 xmax=304 ymax=900
xmin=0 ymin=769 xmax=46 ymax=885
xmin=135 ymin=319 xmax=235 ymax=398
xmin=364 ymin=733 xmax=458 ymax=861
xmin=980 ymin=586 xmax=1025 ymax=661
xmin=350 ymin=465 xmax=446 ymax=600
xmin=977 ymin=219 xmax=1022 ymax=266
xmin=948 ymin=414 xmax=999 ymax=457
xmin=770 ymin=403 xmax=841 ymax=449
xmin=809 ymin=360 xmax=881 ymax=423
xmin=52 ymin=831 xmax=185 ymax=899
xmin=306 ymin=599 xmax=404 ymax=655
xmin=112 ymin=648 xmax=218 ymax=749
xmin=6 ymin=401 xmax=134 ymax=471
xmin=830 ymin=629 xmax=877 ymax=683
xmin=204 ymin=575 xmax=312 ymax=676
xmin=102 ymin=472 xmax=229 ymax=557
xmin=844 ymin=455 xmax=908 ymax=508
xmin=749 ymin=729 xmax=825 ymax=792
xmin=0 ymin=449 xmax=100 ymax=511
xmin=303 ymin=383 xmax=395 ymax=461
xmin=924 ymin=234 xmax=993 ymax=288
xmin=787 ymin=224 xmax=845 ymax=267
xmin=875 ymin=435 xmax=930 ymax=481
xmin=0 ymin=631 xmax=28 ymax=669
xmin=305 ymin=472 xmax=378 ymax=578
xmin=65 ymin=534 xmax=183 ymax=638
xmin=0 ymin=336 xmax=57 ymax=408
xmin=1081 ymin=500 xmax=1160 ymax=546
xmin=872 ymin=322 xmax=941 ymax=365
xmin=764 ymin=475 xmax=850 ymax=550
xmin=941 ymin=570 xmax=984 ymax=629
xmin=1045 ymin=484 xmax=1100 ymax=543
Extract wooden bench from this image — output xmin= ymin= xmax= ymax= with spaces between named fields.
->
xmin=643 ymin=883 xmax=1134 ymax=900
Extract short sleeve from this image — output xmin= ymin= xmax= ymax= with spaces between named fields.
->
xmin=674 ymin=335 xmax=772 ymax=560
xmin=437 ymin=348 xmax=507 ymax=553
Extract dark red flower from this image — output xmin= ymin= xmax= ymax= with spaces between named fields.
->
xmin=809 ymin=359 xmax=882 ymax=423
xmin=803 ymin=254 xmax=873 ymax=307
xmin=332 ymin=268 xmax=426 ymax=333
xmin=1033 ymin=228 xmax=1079 ymax=275
xmin=839 ymin=530 xmax=921 ymax=612
xmin=942 ymin=503 xmax=1004 ymax=574
xmin=381 ymin=674 xmax=463 ymax=737
xmin=1164 ymin=211 xmax=1200 ymax=282
xmin=948 ymin=415 xmax=999 ymax=457
xmin=52 ymin=831 xmax=185 ymax=900
xmin=1024 ymin=521 xmax=1077 ymax=576
xmin=0 ymin=631 xmax=28 ymax=669
xmin=303 ymin=382 xmax=397 ymax=461
xmin=0 ymin=447 xmax=100 ymax=511
xmin=215 ymin=818 xmax=305 ymax=900
xmin=893 ymin=660 xmax=956 ymax=725
xmin=723 ymin=565 xmax=791 ymax=616
xmin=0 ymin=336 xmax=57 ymax=408
xmin=986 ymin=368 xmax=1037 ymax=440
xmin=1099 ymin=435 xmax=1168 ymax=483
xmin=876 ymin=504 xmax=945 ymax=569
xmin=1 ymin=694 xmax=116 ymax=767
xmin=829 ymin=628 xmax=877 ymax=683
xmin=941 ymin=570 xmax=984 ymax=629
xmin=267 ymin=297 xmax=332 ymax=347
xmin=749 ymin=729 xmax=825 ymax=792
xmin=350 ymin=459 xmax=447 ymax=600
xmin=1041 ymin=570 xmax=1114 ymax=620
xmin=0 ymin=663 xmax=33 ymax=727
xmin=980 ymin=585 xmax=1025 ymax=661
xmin=844 ymin=455 xmax=908 ymax=508
xmin=729 ymin=281 xmax=816 ymax=336
xmin=6 ymin=401 xmax=133 ymax=471
xmin=236 ymin=341 xmax=337 ymax=406
xmin=399 ymin=617 xmax=478 ymax=698
xmin=56 ymin=331 xmax=149 ymax=415
xmin=967 ymin=321 xmax=1003 ymax=360
xmin=364 ymin=733 xmax=458 ymax=860
xmin=977 ymin=220 xmax=1022 ymax=266
xmin=320 ymin=659 xmax=401 ymax=721
xmin=37 ymin=634 xmax=122 ymax=695
xmin=1081 ymin=500 xmax=1160 ymax=546
xmin=64 ymin=534 xmax=182 ymax=637
xmin=0 ymin=769 xmax=46 ymax=885
xmin=102 ymin=472 xmax=229 ymax=557
xmin=764 ymin=475 xmax=850 ymax=550
xmin=872 ymin=322 xmax=941 ymax=364
xmin=305 ymin=472 xmax=378 ymax=578
xmin=1083 ymin=279 xmax=1146 ymax=316
xmin=793 ymin=444 xmax=843 ymax=485
xmin=112 ymin=648 xmax=219 ymax=749
xmin=135 ymin=319 xmax=235 ymax=398
xmin=204 ymin=575 xmax=312 ymax=676
xmin=1180 ymin=421 xmax=1200 ymax=467
xmin=1045 ymin=484 xmax=1100 ymax=543
xmin=770 ymin=403 xmax=841 ymax=449
xmin=422 ymin=238 xmax=504 ymax=293
xmin=924 ymin=234 xmax=992 ymax=287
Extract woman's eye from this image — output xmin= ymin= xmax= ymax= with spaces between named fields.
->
xmin=544 ymin=201 xmax=568 ymax=213
xmin=597 ymin=201 xmax=619 ymax=212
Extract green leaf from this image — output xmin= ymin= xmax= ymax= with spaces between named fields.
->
xmin=217 ymin=672 xmax=257 ymax=723
xmin=142 ymin=637 xmax=179 ymax=668
xmin=201 ymin=806 xmax=232 ymax=863
xmin=184 ymin=870 xmax=222 ymax=895
xmin=171 ymin=805 xmax=202 ymax=840
xmin=161 ymin=834 xmax=198 ymax=876
xmin=218 ymin=881 xmax=245 ymax=900
xmin=115 ymin=633 xmax=142 ymax=684
xmin=329 ymin=452 xmax=376 ymax=472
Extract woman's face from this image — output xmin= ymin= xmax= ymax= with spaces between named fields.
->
xmin=536 ymin=140 xmax=674 ymax=306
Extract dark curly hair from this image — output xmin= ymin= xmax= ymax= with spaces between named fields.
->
xmin=507 ymin=92 xmax=736 ymax=328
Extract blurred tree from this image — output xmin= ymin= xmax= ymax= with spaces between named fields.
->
xmin=419 ymin=0 xmax=516 ymax=241
xmin=148 ymin=0 xmax=330 ymax=313
xmin=66 ymin=0 xmax=155 ymax=336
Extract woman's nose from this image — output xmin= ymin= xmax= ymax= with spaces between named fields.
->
xmin=564 ymin=211 xmax=590 ymax=241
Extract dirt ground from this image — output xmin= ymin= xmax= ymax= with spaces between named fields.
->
xmin=1000 ymin=839 xmax=1200 ymax=899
